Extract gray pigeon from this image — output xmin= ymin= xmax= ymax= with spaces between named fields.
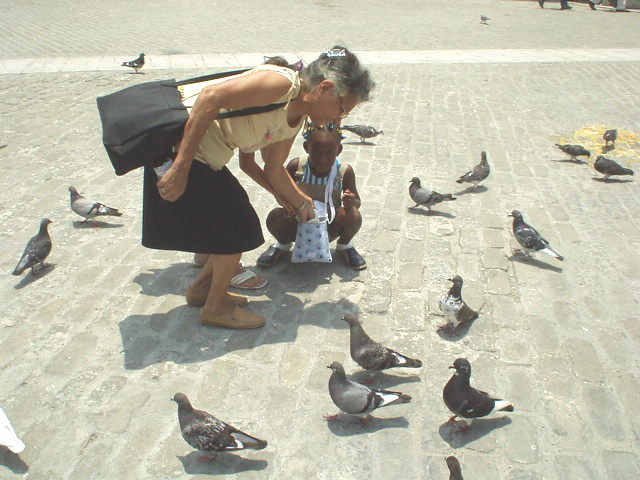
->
xmin=341 ymin=124 xmax=383 ymax=143
xmin=409 ymin=177 xmax=456 ymax=213
xmin=480 ymin=15 xmax=490 ymax=24
xmin=121 ymin=53 xmax=145 ymax=73
xmin=69 ymin=186 xmax=122 ymax=223
xmin=325 ymin=362 xmax=411 ymax=422
xmin=554 ymin=144 xmax=591 ymax=163
xmin=13 ymin=218 xmax=52 ymax=275
xmin=443 ymin=358 xmax=513 ymax=429
xmin=603 ymin=129 xmax=617 ymax=148
xmin=438 ymin=276 xmax=478 ymax=332
xmin=343 ymin=314 xmax=422 ymax=372
xmin=456 ymin=151 xmax=490 ymax=189
xmin=509 ymin=210 xmax=564 ymax=261
xmin=172 ymin=393 xmax=266 ymax=461
xmin=594 ymin=155 xmax=633 ymax=181
xmin=446 ymin=456 xmax=464 ymax=480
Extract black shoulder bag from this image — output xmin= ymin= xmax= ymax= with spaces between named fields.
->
xmin=97 ymin=69 xmax=287 ymax=176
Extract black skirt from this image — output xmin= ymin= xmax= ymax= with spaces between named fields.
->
xmin=142 ymin=159 xmax=264 ymax=254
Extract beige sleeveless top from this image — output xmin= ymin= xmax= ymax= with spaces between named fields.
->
xmin=179 ymin=64 xmax=305 ymax=170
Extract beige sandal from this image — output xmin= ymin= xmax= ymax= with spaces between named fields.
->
xmin=200 ymin=306 xmax=265 ymax=329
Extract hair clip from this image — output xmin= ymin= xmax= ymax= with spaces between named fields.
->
xmin=326 ymin=48 xmax=347 ymax=58
xmin=290 ymin=59 xmax=304 ymax=72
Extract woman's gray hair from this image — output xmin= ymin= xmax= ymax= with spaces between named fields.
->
xmin=301 ymin=46 xmax=375 ymax=101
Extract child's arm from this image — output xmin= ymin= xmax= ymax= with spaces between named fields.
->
xmin=341 ymin=165 xmax=361 ymax=210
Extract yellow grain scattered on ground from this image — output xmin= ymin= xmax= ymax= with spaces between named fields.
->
xmin=552 ymin=125 xmax=640 ymax=166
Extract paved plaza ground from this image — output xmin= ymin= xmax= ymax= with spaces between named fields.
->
xmin=0 ymin=1 xmax=639 ymax=479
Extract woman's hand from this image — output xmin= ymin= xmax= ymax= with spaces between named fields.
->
xmin=157 ymin=164 xmax=189 ymax=202
xmin=296 ymin=197 xmax=316 ymax=223
xmin=274 ymin=192 xmax=296 ymax=217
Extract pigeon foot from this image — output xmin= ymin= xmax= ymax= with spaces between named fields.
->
xmin=445 ymin=415 xmax=458 ymax=426
xmin=323 ymin=413 xmax=341 ymax=422
xmin=196 ymin=454 xmax=217 ymax=463
xmin=454 ymin=421 xmax=471 ymax=434
xmin=358 ymin=414 xmax=373 ymax=425
xmin=437 ymin=323 xmax=454 ymax=333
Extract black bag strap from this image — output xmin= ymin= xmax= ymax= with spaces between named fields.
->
xmin=168 ymin=67 xmax=289 ymax=119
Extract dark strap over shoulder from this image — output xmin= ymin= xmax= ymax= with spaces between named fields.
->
xmin=171 ymin=68 xmax=287 ymax=119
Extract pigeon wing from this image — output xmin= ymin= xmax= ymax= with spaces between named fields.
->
xmin=515 ymin=224 xmax=548 ymax=251
xmin=412 ymin=187 xmax=435 ymax=205
xmin=333 ymin=379 xmax=374 ymax=414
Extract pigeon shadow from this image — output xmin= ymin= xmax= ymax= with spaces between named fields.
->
xmin=177 ymin=452 xmax=268 ymax=475
xmin=326 ymin=415 xmax=409 ymax=437
xmin=550 ymin=158 xmax=587 ymax=165
xmin=343 ymin=140 xmax=377 ymax=146
xmin=601 ymin=145 xmax=615 ymax=153
xmin=13 ymin=264 xmax=56 ymax=289
xmin=435 ymin=318 xmax=477 ymax=342
xmin=508 ymin=254 xmax=562 ymax=273
xmin=0 ymin=448 xmax=29 ymax=474
xmin=350 ymin=370 xmax=422 ymax=388
xmin=592 ymin=177 xmax=633 ymax=183
xmin=438 ymin=417 xmax=512 ymax=448
xmin=72 ymin=220 xmax=124 ymax=229
xmin=407 ymin=207 xmax=455 ymax=219
xmin=454 ymin=185 xmax=488 ymax=196
xmin=119 ymin=297 xmax=358 ymax=370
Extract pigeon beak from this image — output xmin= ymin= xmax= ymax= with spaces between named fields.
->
xmin=326 ymin=365 xmax=332 ymax=369
xmin=447 ymin=278 xmax=454 ymax=282
xmin=449 ymin=365 xmax=455 ymax=369
xmin=507 ymin=213 xmax=513 ymax=217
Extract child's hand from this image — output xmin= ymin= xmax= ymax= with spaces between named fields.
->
xmin=342 ymin=189 xmax=357 ymax=210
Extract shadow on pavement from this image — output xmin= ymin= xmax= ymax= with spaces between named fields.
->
xmin=438 ymin=416 xmax=512 ymax=448
xmin=0 ymin=448 xmax=29 ymax=474
xmin=436 ymin=317 xmax=478 ymax=342
xmin=177 ymin=452 xmax=267 ymax=475
xmin=407 ymin=207 xmax=455 ymax=218
xmin=454 ymin=185 xmax=488 ymax=196
xmin=326 ymin=415 xmax=409 ymax=436
xmin=508 ymin=254 xmax=562 ymax=273
xmin=13 ymin=263 xmax=56 ymax=289
xmin=72 ymin=220 xmax=124 ymax=229
xmin=349 ymin=370 xmax=422 ymax=389
xmin=342 ymin=140 xmax=377 ymax=146
xmin=133 ymin=262 xmax=197 ymax=298
xmin=591 ymin=177 xmax=633 ymax=183
xmin=550 ymin=158 xmax=587 ymax=165
xmin=119 ymin=294 xmax=358 ymax=369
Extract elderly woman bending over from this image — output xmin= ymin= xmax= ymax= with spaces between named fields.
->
xmin=144 ymin=46 xmax=374 ymax=329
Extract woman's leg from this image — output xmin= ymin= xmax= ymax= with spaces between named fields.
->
xmin=200 ymin=253 xmax=265 ymax=328
xmin=186 ymin=255 xmax=248 ymax=306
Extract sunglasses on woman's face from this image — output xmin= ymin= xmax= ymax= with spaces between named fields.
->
xmin=337 ymin=96 xmax=349 ymax=120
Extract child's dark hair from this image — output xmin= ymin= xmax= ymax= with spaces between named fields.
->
xmin=263 ymin=55 xmax=303 ymax=72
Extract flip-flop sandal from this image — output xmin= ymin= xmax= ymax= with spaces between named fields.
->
xmin=229 ymin=268 xmax=268 ymax=290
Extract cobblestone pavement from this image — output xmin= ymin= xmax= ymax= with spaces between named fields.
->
xmin=1 ymin=1 xmax=640 ymax=480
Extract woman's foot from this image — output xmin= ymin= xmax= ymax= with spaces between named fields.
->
xmin=200 ymin=305 xmax=265 ymax=329
xmin=186 ymin=286 xmax=248 ymax=307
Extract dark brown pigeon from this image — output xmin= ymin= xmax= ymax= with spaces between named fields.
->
xmin=554 ymin=144 xmax=591 ymax=163
xmin=456 ymin=151 xmax=490 ymax=189
xmin=603 ymin=129 xmax=617 ymax=148
xmin=172 ymin=393 xmax=266 ymax=461
xmin=121 ymin=53 xmax=145 ymax=73
xmin=594 ymin=155 xmax=633 ymax=181
xmin=343 ymin=314 xmax=422 ymax=372
xmin=13 ymin=218 xmax=52 ymax=275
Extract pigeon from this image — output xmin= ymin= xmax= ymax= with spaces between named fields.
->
xmin=121 ymin=53 xmax=145 ymax=73
xmin=446 ymin=456 xmax=464 ymax=480
xmin=480 ymin=15 xmax=490 ymax=24
xmin=342 ymin=314 xmax=422 ymax=373
xmin=12 ymin=218 xmax=52 ymax=275
xmin=341 ymin=124 xmax=383 ymax=143
xmin=509 ymin=210 xmax=564 ymax=261
xmin=438 ymin=276 xmax=479 ymax=332
xmin=325 ymin=362 xmax=411 ymax=422
xmin=409 ymin=177 xmax=456 ymax=213
xmin=456 ymin=151 xmax=490 ymax=189
xmin=594 ymin=155 xmax=633 ymax=181
xmin=172 ymin=393 xmax=266 ymax=461
xmin=554 ymin=144 xmax=591 ymax=163
xmin=0 ymin=142 xmax=6 ymax=149
xmin=0 ymin=406 xmax=25 ymax=454
xmin=443 ymin=358 xmax=513 ymax=429
xmin=69 ymin=186 xmax=123 ymax=223
xmin=603 ymin=129 xmax=617 ymax=148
